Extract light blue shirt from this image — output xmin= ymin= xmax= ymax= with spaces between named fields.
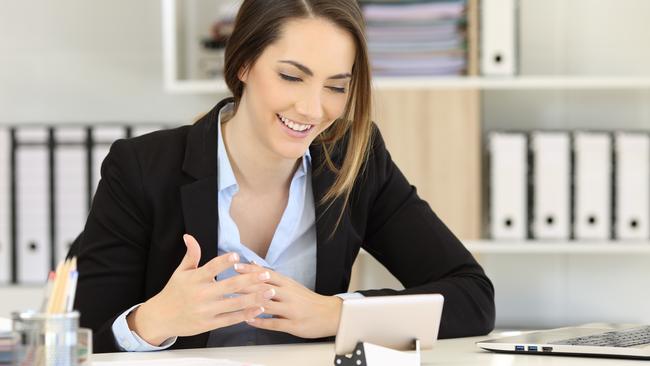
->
xmin=111 ymin=103 xmax=361 ymax=351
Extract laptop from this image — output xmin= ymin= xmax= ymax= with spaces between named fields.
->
xmin=477 ymin=324 xmax=650 ymax=359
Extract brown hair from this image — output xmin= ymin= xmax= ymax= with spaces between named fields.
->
xmin=223 ymin=0 xmax=373 ymax=224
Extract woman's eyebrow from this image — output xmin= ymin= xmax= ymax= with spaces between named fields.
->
xmin=278 ymin=60 xmax=352 ymax=80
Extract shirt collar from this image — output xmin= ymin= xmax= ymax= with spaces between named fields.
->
xmin=217 ymin=102 xmax=312 ymax=193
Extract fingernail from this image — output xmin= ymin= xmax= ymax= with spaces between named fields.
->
xmin=258 ymin=271 xmax=270 ymax=280
xmin=246 ymin=307 xmax=264 ymax=323
xmin=182 ymin=234 xmax=189 ymax=243
xmin=229 ymin=253 xmax=239 ymax=263
xmin=233 ymin=263 xmax=244 ymax=271
xmin=263 ymin=288 xmax=275 ymax=299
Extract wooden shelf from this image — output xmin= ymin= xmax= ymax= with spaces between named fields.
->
xmin=464 ymin=240 xmax=650 ymax=254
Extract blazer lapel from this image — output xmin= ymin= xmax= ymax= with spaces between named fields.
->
xmin=180 ymin=98 xmax=232 ymax=266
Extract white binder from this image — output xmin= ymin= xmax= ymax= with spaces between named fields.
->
xmin=489 ymin=132 xmax=527 ymax=239
xmin=614 ymin=132 xmax=650 ymax=240
xmin=530 ymin=132 xmax=571 ymax=240
xmin=15 ymin=127 xmax=50 ymax=284
xmin=480 ymin=0 xmax=517 ymax=76
xmin=574 ymin=132 xmax=612 ymax=240
xmin=54 ymin=127 xmax=88 ymax=263
xmin=91 ymin=126 xmax=126 ymax=199
xmin=0 ymin=128 xmax=11 ymax=283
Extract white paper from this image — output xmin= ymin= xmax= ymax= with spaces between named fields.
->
xmin=93 ymin=358 xmax=264 ymax=366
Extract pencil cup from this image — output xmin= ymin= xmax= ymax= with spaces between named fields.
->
xmin=12 ymin=311 xmax=79 ymax=366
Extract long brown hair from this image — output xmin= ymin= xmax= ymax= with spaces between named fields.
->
xmin=223 ymin=0 xmax=373 ymax=222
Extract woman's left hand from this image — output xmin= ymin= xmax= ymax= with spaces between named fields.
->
xmin=233 ymin=263 xmax=342 ymax=338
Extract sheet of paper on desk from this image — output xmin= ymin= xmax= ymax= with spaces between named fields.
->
xmin=93 ymin=357 xmax=264 ymax=366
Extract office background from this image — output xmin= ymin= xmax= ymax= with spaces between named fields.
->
xmin=2 ymin=0 xmax=650 ymax=330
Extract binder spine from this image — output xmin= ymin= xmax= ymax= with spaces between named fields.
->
xmin=48 ymin=128 xmax=56 ymax=271
xmin=10 ymin=128 xmax=17 ymax=284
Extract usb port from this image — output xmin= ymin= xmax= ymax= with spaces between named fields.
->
xmin=528 ymin=346 xmax=538 ymax=352
xmin=542 ymin=346 xmax=553 ymax=352
xmin=515 ymin=345 xmax=525 ymax=351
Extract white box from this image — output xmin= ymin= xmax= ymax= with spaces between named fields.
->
xmin=54 ymin=127 xmax=89 ymax=263
xmin=489 ymin=132 xmax=528 ymax=239
xmin=15 ymin=127 xmax=50 ymax=283
xmin=0 ymin=128 xmax=12 ymax=283
xmin=614 ymin=132 xmax=650 ymax=240
xmin=574 ymin=132 xmax=612 ymax=240
xmin=531 ymin=132 xmax=571 ymax=239
xmin=481 ymin=0 xmax=517 ymax=75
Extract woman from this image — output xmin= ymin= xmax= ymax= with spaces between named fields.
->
xmin=75 ymin=0 xmax=495 ymax=353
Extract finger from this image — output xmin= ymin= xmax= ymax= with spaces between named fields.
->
xmin=176 ymin=234 xmax=201 ymax=271
xmin=215 ymin=288 xmax=276 ymax=314
xmin=234 ymin=283 xmax=275 ymax=295
xmin=210 ymin=306 xmax=265 ymax=330
xmin=234 ymin=264 xmax=285 ymax=286
xmin=233 ymin=263 xmax=265 ymax=274
xmin=246 ymin=316 xmax=291 ymax=333
xmin=213 ymin=271 xmax=272 ymax=297
xmin=259 ymin=299 xmax=291 ymax=318
xmin=199 ymin=252 xmax=240 ymax=280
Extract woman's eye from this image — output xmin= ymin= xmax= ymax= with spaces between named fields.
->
xmin=328 ymin=87 xmax=346 ymax=94
xmin=279 ymin=73 xmax=301 ymax=82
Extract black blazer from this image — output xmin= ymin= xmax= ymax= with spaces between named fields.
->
xmin=74 ymin=97 xmax=495 ymax=353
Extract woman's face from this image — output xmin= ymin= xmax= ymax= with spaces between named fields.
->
xmin=238 ymin=17 xmax=356 ymax=160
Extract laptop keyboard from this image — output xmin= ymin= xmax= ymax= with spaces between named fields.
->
xmin=551 ymin=326 xmax=650 ymax=348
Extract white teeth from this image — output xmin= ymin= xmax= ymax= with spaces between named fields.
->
xmin=278 ymin=114 xmax=311 ymax=132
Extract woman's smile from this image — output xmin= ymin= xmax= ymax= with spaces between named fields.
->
xmin=276 ymin=113 xmax=314 ymax=138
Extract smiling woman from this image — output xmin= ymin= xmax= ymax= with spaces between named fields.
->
xmin=73 ymin=0 xmax=496 ymax=354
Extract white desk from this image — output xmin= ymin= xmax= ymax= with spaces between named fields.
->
xmin=91 ymin=332 xmax=648 ymax=366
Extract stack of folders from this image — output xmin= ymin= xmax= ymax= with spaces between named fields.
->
xmin=489 ymin=131 xmax=650 ymax=241
xmin=0 ymin=124 xmax=168 ymax=286
xmin=359 ymin=0 xmax=468 ymax=76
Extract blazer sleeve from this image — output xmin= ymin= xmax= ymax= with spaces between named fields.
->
xmin=357 ymin=126 xmax=495 ymax=338
xmin=74 ymin=139 xmax=152 ymax=353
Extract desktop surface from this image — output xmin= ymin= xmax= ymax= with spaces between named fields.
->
xmin=91 ymin=331 xmax=649 ymax=366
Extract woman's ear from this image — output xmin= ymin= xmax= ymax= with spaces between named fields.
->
xmin=238 ymin=64 xmax=250 ymax=83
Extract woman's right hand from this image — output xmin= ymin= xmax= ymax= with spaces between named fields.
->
xmin=126 ymin=234 xmax=274 ymax=346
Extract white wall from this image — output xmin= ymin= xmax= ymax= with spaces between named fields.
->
xmin=0 ymin=0 xmax=226 ymax=125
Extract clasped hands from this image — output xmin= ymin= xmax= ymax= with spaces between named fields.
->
xmin=127 ymin=234 xmax=342 ymax=346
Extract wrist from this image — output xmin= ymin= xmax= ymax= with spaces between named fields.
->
xmin=127 ymin=296 xmax=172 ymax=346
xmin=328 ymin=296 xmax=343 ymax=336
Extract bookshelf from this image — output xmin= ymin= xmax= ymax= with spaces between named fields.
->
xmin=161 ymin=76 xmax=650 ymax=94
